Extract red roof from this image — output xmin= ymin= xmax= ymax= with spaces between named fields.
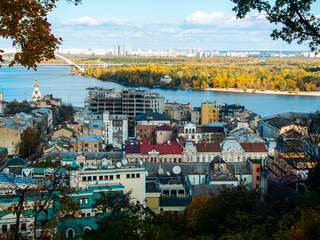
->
xmin=195 ymin=143 xmax=221 ymax=152
xmin=240 ymin=143 xmax=267 ymax=152
xmin=140 ymin=141 xmax=181 ymax=155
xmin=156 ymin=124 xmax=172 ymax=131
xmin=124 ymin=141 xmax=141 ymax=154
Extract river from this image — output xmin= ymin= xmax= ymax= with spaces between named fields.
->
xmin=0 ymin=67 xmax=319 ymax=117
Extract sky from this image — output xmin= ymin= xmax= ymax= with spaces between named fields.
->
xmin=2 ymin=0 xmax=320 ymax=51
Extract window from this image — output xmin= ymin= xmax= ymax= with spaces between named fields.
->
xmin=99 ymin=176 xmax=103 ymax=180
xmin=256 ymin=176 xmax=260 ymax=181
xmin=21 ymin=223 xmax=26 ymax=231
xmin=80 ymin=199 xmax=83 ymax=205
xmin=93 ymin=176 xmax=97 ymax=181
xmin=116 ymin=174 xmax=120 ymax=179
xmin=85 ymin=143 xmax=88 ymax=147
xmin=256 ymin=184 xmax=259 ymax=189
xmin=2 ymin=225 xmax=7 ymax=233
xmin=84 ymin=198 xmax=89 ymax=205
xmin=136 ymin=174 xmax=140 ymax=178
xmin=131 ymin=174 xmax=135 ymax=178
xmin=257 ymin=167 xmax=260 ymax=172
xmin=88 ymin=176 xmax=92 ymax=181
xmin=10 ymin=224 xmax=16 ymax=232
xmin=86 ymin=213 xmax=91 ymax=217
xmin=67 ymin=228 xmax=75 ymax=238
xmin=127 ymin=174 xmax=130 ymax=178
xmin=82 ymin=177 xmax=86 ymax=181
xmin=110 ymin=175 xmax=114 ymax=180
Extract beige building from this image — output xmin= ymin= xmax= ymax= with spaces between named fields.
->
xmin=201 ymin=103 xmax=223 ymax=125
xmin=0 ymin=126 xmax=21 ymax=155
xmin=53 ymin=127 xmax=74 ymax=139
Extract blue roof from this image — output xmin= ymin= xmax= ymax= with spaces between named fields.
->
xmin=134 ymin=112 xmax=171 ymax=121
xmin=79 ymin=135 xmax=101 ymax=142
xmin=0 ymin=173 xmax=36 ymax=185
xmin=4 ymin=156 xmax=26 ymax=168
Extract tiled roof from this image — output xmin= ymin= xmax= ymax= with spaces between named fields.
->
xmin=202 ymin=126 xmax=224 ymax=133
xmin=265 ymin=117 xmax=292 ymax=128
xmin=124 ymin=141 xmax=141 ymax=154
xmin=195 ymin=143 xmax=221 ymax=152
xmin=156 ymin=124 xmax=172 ymax=131
xmin=240 ymin=142 xmax=267 ymax=152
xmin=140 ymin=141 xmax=182 ymax=155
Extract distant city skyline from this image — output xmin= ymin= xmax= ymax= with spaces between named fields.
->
xmin=1 ymin=0 xmax=320 ymax=52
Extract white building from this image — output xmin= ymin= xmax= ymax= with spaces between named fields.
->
xmin=103 ymin=111 xmax=128 ymax=149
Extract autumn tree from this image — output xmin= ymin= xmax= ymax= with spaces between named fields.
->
xmin=231 ymin=0 xmax=320 ymax=52
xmin=0 ymin=0 xmax=81 ymax=69
xmin=0 ymin=169 xmax=80 ymax=240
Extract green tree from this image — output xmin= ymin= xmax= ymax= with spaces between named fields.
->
xmin=4 ymin=100 xmax=32 ymax=114
xmin=231 ymin=0 xmax=320 ymax=52
xmin=54 ymin=104 xmax=74 ymax=126
xmin=19 ymin=127 xmax=40 ymax=159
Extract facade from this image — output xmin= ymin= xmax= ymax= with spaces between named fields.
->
xmin=266 ymin=130 xmax=308 ymax=179
xmin=103 ymin=111 xmax=128 ymax=149
xmin=0 ymin=126 xmax=21 ymax=155
xmin=53 ymin=126 xmax=74 ymax=139
xmin=77 ymin=135 xmax=103 ymax=152
xmin=123 ymin=140 xmax=183 ymax=163
xmin=156 ymin=124 xmax=172 ymax=144
xmin=178 ymin=123 xmax=226 ymax=144
xmin=165 ymin=101 xmax=192 ymax=122
xmin=191 ymin=107 xmax=201 ymax=124
xmin=85 ymin=88 xmax=165 ymax=116
xmin=183 ymin=141 xmax=221 ymax=163
xmin=263 ymin=117 xmax=296 ymax=139
xmin=30 ymin=108 xmax=53 ymax=135
xmin=201 ymin=102 xmax=223 ymax=125
xmin=134 ymin=112 xmax=171 ymax=141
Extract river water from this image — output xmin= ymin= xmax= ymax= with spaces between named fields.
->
xmin=0 ymin=67 xmax=319 ymax=117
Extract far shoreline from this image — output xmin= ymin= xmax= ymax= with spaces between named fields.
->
xmin=96 ymin=77 xmax=320 ymax=97
xmin=206 ymin=87 xmax=320 ymax=97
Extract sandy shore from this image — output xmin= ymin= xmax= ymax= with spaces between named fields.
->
xmin=206 ymin=88 xmax=320 ymax=97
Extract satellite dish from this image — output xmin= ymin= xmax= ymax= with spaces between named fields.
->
xmin=172 ymin=166 xmax=181 ymax=175
xmin=122 ymin=159 xmax=128 ymax=166
xmin=158 ymin=166 xmax=164 ymax=175
xmin=146 ymin=172 xmax=149 ymax=177
xmin=166 ymin=171 xmax=170 ymax=176
xmin=102 ymin=158 xmax=108 ymax=166
xmin=116 ymin=162 xmax=122 ymax=168
xmin=139 ymin=160 xmax=143 ymax=166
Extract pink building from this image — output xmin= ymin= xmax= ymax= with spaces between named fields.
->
xmin=156 ymin=124 xmax=172 ymax=144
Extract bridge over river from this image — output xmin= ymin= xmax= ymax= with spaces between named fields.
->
xmin=1 ymin=53 xmax=122 ymax=71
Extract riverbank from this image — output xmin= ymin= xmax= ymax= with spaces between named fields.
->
xmin=206 ymin=87 xmax=320 ymax=97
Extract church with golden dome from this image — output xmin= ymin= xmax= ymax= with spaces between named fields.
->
xmin=32 ymin=79 xmax=41 ymax=102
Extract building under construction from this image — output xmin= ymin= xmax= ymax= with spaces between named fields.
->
xmin=85 ymin=87 xmax=165 ymax=117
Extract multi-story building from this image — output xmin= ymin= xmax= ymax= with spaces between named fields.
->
xmin=134 ymin=112 xmax=170 ymax=141
xmin=262 ymin=117 xmax=296 ymax=139
xmin=103 ymin=111 xmax=128 ymax=149
xmin=77 ymin=135 xmax=103 ymax=152
xmin=201 ymin=102 xmax=224 ymax=125
xmin=177 ymin=123 xmax=226 ymax=144
xmin=0 ymin=125 xmax=22 ymax=155
xmin=165 ymin=101 xmax=192 ymax=122
xmin=85 ymin=88 xmax=165 ymax=117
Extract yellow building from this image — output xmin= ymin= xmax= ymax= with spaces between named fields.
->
xmin=201 ymin=103 xmax=222 ymax=125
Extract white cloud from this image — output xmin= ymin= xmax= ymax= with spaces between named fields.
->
xmin=62 ymin=16 xmax=129 ymax=26
xmin=183 ymin=11 xmax=273 ymax=30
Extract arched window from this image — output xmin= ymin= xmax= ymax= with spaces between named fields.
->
xmin=185 ymin=129 xmax=188 ymax=133
xmin=66 ymin=228 xmax=75 ymax=238
xmin=83 ymin=227 xmax=92 ymax=234
xmin=192 ymin=129 xmax=195 ymax=133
